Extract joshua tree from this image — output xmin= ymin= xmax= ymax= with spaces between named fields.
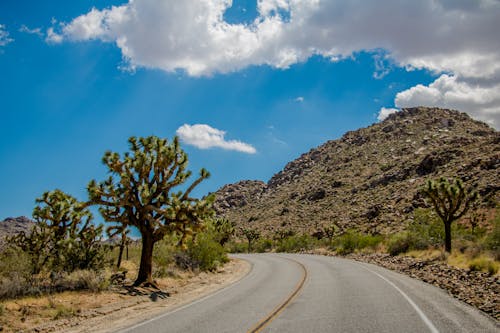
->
xmin=212 ymin=217 xmax=235 ymax=246
xmin=421 ymin=178 xmax=478 ymax=252
xmin=9 ymin=190 xmax=104 ymax=273
xmin=107 ymin=225 xmax=131 ymax=269
xmin=88 ymin=136 xmax=214 ymax=286
xmin=242 ymin=228 xmax=260 ymax=252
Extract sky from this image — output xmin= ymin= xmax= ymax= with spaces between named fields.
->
xmin=1 ymin=0 xmax=499 ymax=221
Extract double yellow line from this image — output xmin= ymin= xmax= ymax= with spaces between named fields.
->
xmin=247 ymin=257 xmax=308 ymax=333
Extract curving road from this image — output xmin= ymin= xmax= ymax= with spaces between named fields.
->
xmin=117 ymin=254 xmax=498 ymax=333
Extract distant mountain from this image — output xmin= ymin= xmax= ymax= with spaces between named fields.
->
xmin=0 ymin=216 xmax=35 ymax=249
xmin=214 ymin=107 xmax=499 ymax=236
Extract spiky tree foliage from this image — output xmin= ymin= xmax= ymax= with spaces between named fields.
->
xmin=242 ymin=228 xmax=260 ymax=252
xmin=212 ymin=218 xmax=235 ymax=246
xmin=87 ymin=136 xmax=214 ymax=286
xmin=9 ymin=190 xmax=104 ymax=273
xmin=421 ymin=178 xmax=478 ymax=252
xmin=107 ymin=225 xmax=130 ymax=269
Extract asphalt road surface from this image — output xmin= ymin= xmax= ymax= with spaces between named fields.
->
xmin=117 ymin=253 xmax=498 ymax=333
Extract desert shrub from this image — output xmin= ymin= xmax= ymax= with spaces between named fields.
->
xmin=483 ymin=213 xmax=500 ymax=260
xmin=407 ymin=209 xmax=444 ymax=249
xmin=468 ymin=256 xmax=499 ymax=275
xmin=332 ymin=230 xmax=383 ymax=255
xmin=185 ymin=233 xmax=228 ymax=271
xmin=0 ymin=248 xmax=36 ymax=299
xmin=225 ymin=241 xmax=248 ymax=253
xmin=253 ymin=238 xmax=274 ymax=253
xmin=387 ymin=232 xmax=412 ymax=256
xmin=276 ymin=234 xmax=318 ymax=253
xmin=53 ymin=304 xmax=77 ymax=320
xmin=153 ymin=236 xmax=176 ymax=268
xmin=54 ymin=270 xmax=108 ymax=292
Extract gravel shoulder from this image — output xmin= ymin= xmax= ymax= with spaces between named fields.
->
xmin=27 ymin=258 xmax=250 ymax=333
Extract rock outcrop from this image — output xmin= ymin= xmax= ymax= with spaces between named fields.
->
xmin=0 ymin=216 xmax=35 ymax=249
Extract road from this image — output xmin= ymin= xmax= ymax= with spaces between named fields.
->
xmin=117 ymin=254 xmax=498 ymax=333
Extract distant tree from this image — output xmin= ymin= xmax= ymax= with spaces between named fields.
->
xmin=88 ymin=136 xmax=214 ymax=286
xmin=421 ymin=178 xmax=478 ymax=252
xmin=273 ymin=229 xmax=295 ymax=241
xmin=107 ymin=224 xmax=131 ymax=269
xmin=9 ymin=190 xmax=104 ymax=273
xmin=322 ymin=223 xmax=341 ymax=242
xmin=242 ymin=228 xmax=260 ymax=252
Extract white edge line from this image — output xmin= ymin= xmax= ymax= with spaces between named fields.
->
xmin=117 ymin=258 xmax=254 ymax=333
xmin=357 ymin=263 xmax=440 ymax=333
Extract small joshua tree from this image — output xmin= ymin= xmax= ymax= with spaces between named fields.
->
xmin=212 ymin=218 xmax=235 ymax=246
xmin=242 ymin=228 xmax=260 ymax=252
xmin=9 ymin=190 xmax=104 ymax=273
xmin=107 ymin=225 xmax=131 ymax=269
xmin=88 ymin=136 xmax=214 ymax=286
xmin=421 ymin=178 xmax=478 ymax=252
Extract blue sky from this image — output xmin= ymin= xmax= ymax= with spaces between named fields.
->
xmin=1 ymin=0 xmax=499 ymax=220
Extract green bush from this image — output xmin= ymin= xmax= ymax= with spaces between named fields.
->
xmin=387 ymin=232 xmax=411 ymax=256
xmin=483 ymin=212 xmax=500 ymax=260
xmin=276 ymin=234 xmax=317 ymax=253
xmin=153 ymin=236 xmax=176 ymax=268
xmin=408 ymin=209 xmax=444 ymax=248
xmin=332 ymin=230 xmax=383 ymax=255
xmin=225 ymin=241 xmax=248 ymax=253
xmin=253 ymin=238 xmax=274 ymax=253
xmin=186 ymin=233 xmax=228 ymax=271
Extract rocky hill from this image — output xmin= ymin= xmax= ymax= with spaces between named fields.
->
xmin=214 ymin=107 xmax=499 ymax=236
xmin=0 ymin=216 xmax=35 ymax=249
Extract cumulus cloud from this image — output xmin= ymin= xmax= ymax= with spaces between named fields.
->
xmin=294 ymin=96 xmax=304 ymax=103
xmin=395 ymin=74 xmax=500 ymax=127
xmin=176 ymin=124 xmax=257 ymax=154
xmin=0 ymin=24 xmax=13 ymax=47
xmin=48 ymin=0 xmax=500 ymax=125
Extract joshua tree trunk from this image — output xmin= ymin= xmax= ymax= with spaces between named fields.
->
xmin=444 ymin=221 xmax=452 ymax=253
xmin=116 ymin=235 xmax=125 ymax=268
xmin=135 ymin=232 xmax=155 ymax=286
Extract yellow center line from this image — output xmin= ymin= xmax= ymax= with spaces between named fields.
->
xmin=247 ymin=257 xmax=308 ymax=333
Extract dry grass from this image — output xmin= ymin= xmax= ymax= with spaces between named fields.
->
xmin=447 ymin=251 xmax=499 ymax=275
xmin=406 ymin=249 xmax=444 ymax=261
xmin=0 ymin=258 xmax=244 ymax=332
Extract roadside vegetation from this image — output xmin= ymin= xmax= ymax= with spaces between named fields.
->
xmin=0 ymin=136 xmax=232 ymax=331
xmin=226 ymin=177 xmax=498 ymax=276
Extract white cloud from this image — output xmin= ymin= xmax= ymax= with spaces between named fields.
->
xmin=393 ymin=74 xmax=500 ymax=127
xmin=0 ymin=24 xmax=13 ymax=47
xmin=294 ymin=96 xmax=304 ymax=103
xmin=49 ymin=0 xmax=500 ymax=77
xmin=48 ymin=1 xmax=500 ymax=125
xmin=19 ymin=25 xmax=43 ymax=37
xmin=176 ymin=124 xmax=257 ymax=154
xmin=45 ymin=27 xmax=63 ymax=44
xmin=377 ymin=107 xmax=399 ymax=121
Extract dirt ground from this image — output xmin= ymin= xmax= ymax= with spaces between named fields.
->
xmin=0 ymin=258 xmax=250 ymax=333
